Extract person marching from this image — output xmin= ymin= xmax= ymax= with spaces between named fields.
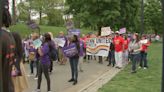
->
xmin=113 ymin=31 xmax=124 ymax=69
xmin=129 ymin=33 xmax=141 ymax=73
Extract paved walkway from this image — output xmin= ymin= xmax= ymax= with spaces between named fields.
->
xmin=23 ymin=59 xmax=122 ymax=92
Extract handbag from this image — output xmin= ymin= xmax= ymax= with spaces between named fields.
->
xmin=12 ymin=62 xmax=28 ymax=92
xmin=28 ymin=52 xmax=35 ymax=61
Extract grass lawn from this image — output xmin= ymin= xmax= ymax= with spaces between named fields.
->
xmin=9 ymin=24 xmax=92 ymax=38
xmin=98 ymin=43 xmax=162 ymax=92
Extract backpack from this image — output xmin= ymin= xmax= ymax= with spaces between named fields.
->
xmin=48 ymin=42 xmax=58 ymax=61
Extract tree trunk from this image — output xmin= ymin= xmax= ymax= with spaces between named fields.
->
xmin=39 ymin=9 xmax=42 ymax=25
xmin=12 ymin=0 xmax=16 ymax=24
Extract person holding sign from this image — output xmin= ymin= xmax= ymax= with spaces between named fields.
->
xmin=113 ymin=31 xmax=124 ymax=69
xmin=139 ymin=35 xmax=151 ymax=69
xmin=67 ymin=35 xmax=80 ymax=85
xmin=35 ymin=33 xmax=52 ymax=92
xmin=129 ymin=33 xmax=141 ymax=73
xmin=57 ymin=31 xmax=67 ymax=65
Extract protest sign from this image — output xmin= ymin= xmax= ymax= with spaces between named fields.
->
xmin=68 ymin=29 xmax=81 ymax=36
xmin=140 ymin=39 xmax=148 ymax=44
xmin=54 ymin=38 xmax=66 ymax=47
xmin=86 ymin=38 xmax=111 ymax=56
xmin=119 ymin=28 xmax=126 ymax=34
xmin=62 ymin=43 xmax=78 ymax=57
xmin=33 ymin=39 xmax=42 ymax=49
xmin=66 ymin=20 xmax=74 ymax=30
xmin=101 ymin=27 xmax=112 ymax=36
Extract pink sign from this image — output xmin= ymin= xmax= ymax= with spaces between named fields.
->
xmin=119 ymin=28 xmax=126 ymax=34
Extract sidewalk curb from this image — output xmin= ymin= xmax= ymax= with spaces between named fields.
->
xmin=78 ymin=67 xmax=124 ymax=92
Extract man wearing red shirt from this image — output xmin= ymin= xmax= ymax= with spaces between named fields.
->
xmin=113 ymin=31 xmax=124 ymax=69
xmin=140 ymin=35 xmax=150 ymax=69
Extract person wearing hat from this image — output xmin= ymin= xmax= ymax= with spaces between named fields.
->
xmin=113 ymin=31 xmax=124 ymax=69
xmin=57 ymin=31 xmax=67 ymax=65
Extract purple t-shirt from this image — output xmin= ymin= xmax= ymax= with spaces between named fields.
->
xmin=40 ymin=43 xmax=50 ymax=65
xmin=79 ymin=41 xmax=84 ymax=57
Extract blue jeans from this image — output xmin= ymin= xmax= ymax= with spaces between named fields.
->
xmin=131 ymin=53 xmax=140 ymax=71
xmin=140 ymin=51 xmax=148 ymax=68
xmin=69 ymin=57 xmax=79 ymax=81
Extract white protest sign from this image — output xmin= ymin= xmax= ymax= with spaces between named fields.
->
xmin=54 ymin=38 xmax=66 ymax=47
xmin=140 ymin=39 xmax=148 ymax=44
xmin=101 ymin=27 xmax=112 ymax=36
xmin=86 ymin=38 xmax=111 ymax=57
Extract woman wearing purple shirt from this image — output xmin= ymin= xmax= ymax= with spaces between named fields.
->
xmin=68 ymin=35 xmax=80 ymax=85
xmin=35 ymin=33 xmax=51 ymax=92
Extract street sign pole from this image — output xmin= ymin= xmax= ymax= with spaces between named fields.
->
xmin=161 ymin=0 xmax=164 ymax=92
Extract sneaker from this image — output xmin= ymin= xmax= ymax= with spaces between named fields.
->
xmin=73 ymin=80 xmax=78 ymax=85
xmin=68 ymin=79 xmax=74 ymax=82
xmin=143 ymin=67 xmax=147 ymax=69
xmin=138 ymin=66 xmax=142 ymax=69
xmin=47 ymin=91 xmax=52 ymax=92
xmin=27 ymin=73 xmax=34 ymax=77
xmin=34 ymin=77 xmax=38 ymax=80
xmin=33 ymin=89 xmax=41 ymax=92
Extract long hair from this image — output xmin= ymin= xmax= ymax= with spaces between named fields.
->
xmin=11 ymin=32 xmax=23 ymax=59
xmin=43 ymin=33 xmax=51 ymax=43
xmin=2 ymin=4 xmax=11 ymax=27
xmin=73 ymin=35 xmax=80 ymax=50
xmin=135 ymin=34 xmax=140 ymax=43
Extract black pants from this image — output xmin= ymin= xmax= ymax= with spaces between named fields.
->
xmin=98 ymin=56 xmax=103 ymax=63
xmin=49 ymin=60 xmax=53 ymax=72
xmin=140 ymin=51 xmax=148 ymax=68
xmin=69 ymin=57 xmax=79 ymax=81
xmin=37 ymin=63 xmax=51 ymax=91
xmin=131 ymin=54 xmax=140 ymax=72
xmin=108 ymin=51 xmax=115 ymax=66
xmin=35 ymin=60 xmax=39 ymax=77
xmin=30 ymin=61 xmax=34 ymax=74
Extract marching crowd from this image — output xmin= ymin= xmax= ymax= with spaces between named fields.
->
xmin=0 ymin=2 xmax=156 ymax=92
xmin=20 ymin=29 xmax=152 ymax=92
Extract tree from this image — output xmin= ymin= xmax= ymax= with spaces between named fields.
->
xmin=66 ymin=0 xmax=143 ymax=33
xmin=119 ymin=0 xmax=140 ymax=32
xmin=12 ymin=0 xmax=16 ymax=24
xmin=17 ymin=2 xmax=31 ymax=22
xmin=47 ymin=9 xmax=64 ymax=26
xmin=144 ymin=0 xmax=162 ymax=34
xmin=30 ymin=0 xmax=63 ymax=25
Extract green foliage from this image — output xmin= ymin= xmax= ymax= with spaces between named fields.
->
xmin=47 ymin=9 xmax=64 ymax=26
xmin=119 ymin=0 xmax=140 ymax=32
xmin=98 ymin=43 xmax=162 ymax=92
xmin=66 ymin=0 xmax=121 ymax=31
xmin=17 ymin=2 xmax=30 ymax=22
xmin=144 ymin=0 xmax=162 ymax=34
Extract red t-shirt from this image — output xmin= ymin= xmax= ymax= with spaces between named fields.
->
xmin=124 ymin=39 xmax=129 ymax=50
xmin=113 ymin=36 xmax=124 ymax=52
xmin=141 ymin=41 xmax=150 ymax=52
